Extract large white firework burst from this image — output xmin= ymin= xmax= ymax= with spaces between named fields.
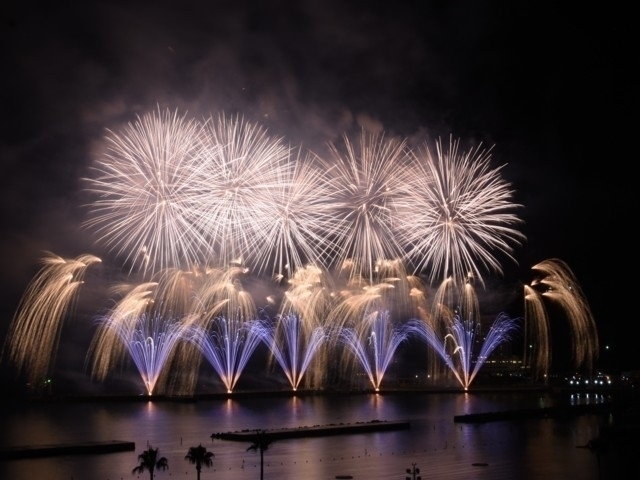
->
xmin=319 ymin=129 xmax=416 ymax=282
xmin=402 ymin=136 xmax=525 ymax=286
xmin=249 ymin=147 xmax=342 ymax=280
xmin=191 ymin=113 xmax=293 ymax=271
xmin=82 ymin=107 xmax=210 ymax=275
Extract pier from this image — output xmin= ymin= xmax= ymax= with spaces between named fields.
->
xmin=212 ymin=419 xmax=410 ymax=441
xmin=0 ymin=440 xmax=135 ymax=460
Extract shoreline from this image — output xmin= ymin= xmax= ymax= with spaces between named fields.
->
xmin=8 ymin=383 xmax=636 ymax=404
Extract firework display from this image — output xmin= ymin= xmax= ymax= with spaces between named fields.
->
xmin=0 ymin=108 xmax=599 ymax=395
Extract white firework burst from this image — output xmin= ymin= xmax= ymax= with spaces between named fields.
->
xmin=320 ymin=129 xmax=416 ymax=282
xmin=82 ymin=107 xmax=210 ymax=275
xmin=191 ymin=113 xmax=293 ymax=271
xmin=402 ymin=135 xmax=525 ymax=286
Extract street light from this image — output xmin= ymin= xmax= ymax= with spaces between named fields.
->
xmin=406 ymin=462 xmax=421 ymax=480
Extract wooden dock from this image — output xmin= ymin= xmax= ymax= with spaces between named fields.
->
xmin=0 ymin=440 xmax=135 ymax=460
xmin=212 ymin=419 xmax=410 ymax=442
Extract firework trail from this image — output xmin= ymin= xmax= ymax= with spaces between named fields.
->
xmin=256 ymin=313 xmax=328 ymax=391
xmin=158 ymin=264 xmax=260 ymax=394
xmin=524 ymin=258 xmax=599 ymax=379
xmin=328 ymin=259 xmax=427 ymax=334
xmin=82 ymin=107 xmax=210 ymax=276
xmin=87 ymin=280 xmax=157 ymax=382
xmin=523 ymin=283 xmax=550 ymax=379
xmin=279 ymin=264 xmax=336 ymax=325
xmin=3 ymin=106 xmax=601 ymax=393
xmin=271 ymin=264 xmax=336 ymax=387
xmin=327 ymin=261 xmax=427 ymax=392
xmin=407 ymin=312 xmax=519 ymax=390
xmin=339 ymin=310 xmax=413 ymax=391
xmin=88 ymin=264 xmax=260 ymax=396
xmin=402 ymin=136 xmax=525 ymax=286
xmin=415 ymin=276 xmax=483 ymax=382
xmin=87 ymin=264 xmax=260 ymax=396
xmin=189 ymin=315 xmax=264 ymax=394
xmin=94 ymin=313 xmax=192 ymax=396
xmin=431 ymin=276 xmax=480 ymax=324
xmin=193 ymin=263 xmax=257 ymax=323
xmin=2 ymin=252 xmax=101 ymax=386
xmin=87 ymin=268 xmax=206 ymax=395
xmin=174 ymin=263 xmax=263 ymax=394
xmin=331 ymin=276 xmax=398 ymax=331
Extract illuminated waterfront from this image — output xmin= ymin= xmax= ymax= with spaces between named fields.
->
xmin=0 ymin=390 xmax=636 ymax=480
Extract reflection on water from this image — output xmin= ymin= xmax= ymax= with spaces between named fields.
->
xmin=0 ymin=391 xmax=633 ymax=480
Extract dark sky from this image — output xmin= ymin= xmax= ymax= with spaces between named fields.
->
xmin=1 ymin=0 xmax=636 ymax=387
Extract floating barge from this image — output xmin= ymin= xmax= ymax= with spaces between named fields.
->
xmin=212 ymin=419 xmax=410 ymax=441
xmin=0 ymin=440 xmax=135 ymax=460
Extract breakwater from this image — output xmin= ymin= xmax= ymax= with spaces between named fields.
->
xmin=212 ymin=419 xmax=410 ymax=441
xmin=453 ymin=402 xmax=612 ymax=423
xmin=0 ymin=440 xmax=135 ymax=460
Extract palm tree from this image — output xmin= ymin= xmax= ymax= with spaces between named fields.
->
xmin=132 ymin=445 xmax=169 ymax=480
xmin=185 ymin=443 xmax=215 ymax=480
xmin=246 ymin=429 xmax=275 ymax=480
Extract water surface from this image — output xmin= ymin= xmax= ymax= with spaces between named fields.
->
xmin=0 ymin=391 xmax=630 ymax=480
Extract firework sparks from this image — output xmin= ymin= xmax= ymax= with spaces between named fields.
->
xmin=320 ymin=130 xmax=416 ymax=282
xmin=524 ymin=258 xmax=599 ymax=378
xmin=329 ymin=259 xmax=424 ymax=334
xmin=339 ymin=310 xmax=412 ymax=391
xmin=279 ymin=264 xmax=335 ymax=325
xmin=96 ymin=313 xmax=191 ymax=396
xmin=402 ymin=136 xmax=525 ymax=286
xmin=188 ymin=316 xmax=263 ymax=394
xmin=193 ymin=113 xmax=293 ymax=271
xmin=246 ymin=148 xmax=341 ymax=280
xmin=408 ymin=312 xmax=519 ymax=390
xmin=256 ymin=313 xmax=328 ymax=391
xmin=193 ymin=263 xmax=257 ymax=323
xmin=431 ymin=276 xmax=480 ymax=324
xmin=523 ymin=284 xmax=550 ymax=379
xmin=87 ymin=268 xmax=207 ymax=395
xmin=2 ymin=252 xmax=101 ymax=386
xmin=87 ymin=281 xmax=157 ymax=383
xmin=82 ymin=107 xmax=210 ymax=275
xmin=2 ymin=107 xmax=599 ymax=394
xmin=83 ymin=112 xmax=526 ymax=288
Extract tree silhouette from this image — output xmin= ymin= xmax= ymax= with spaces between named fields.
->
xmin=185 ymin=443 xmax=215 ymax=480
xmin=132 ymin=445 xmax=169 ymax=480
xmin=246 ymin=429 xmax=275 ymax=480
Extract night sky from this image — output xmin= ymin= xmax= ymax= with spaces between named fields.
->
xmin=1 ymin=0 xmax=635 ymax=392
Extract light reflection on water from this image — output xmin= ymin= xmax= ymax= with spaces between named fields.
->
xmin=0 ymin=392 xmax=622 ymax=480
